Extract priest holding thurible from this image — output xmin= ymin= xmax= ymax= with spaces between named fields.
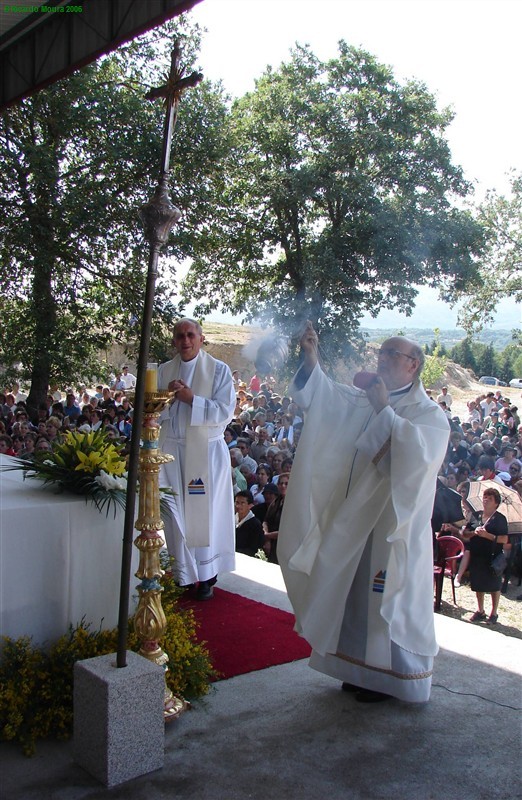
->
xmin=278 ymin=322 xmax=449 ymax=703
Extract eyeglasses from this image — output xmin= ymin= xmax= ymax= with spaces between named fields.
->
xmin=509 ymin=466 xmax=520 ymax=473
xmin=378 ymin=348 xmax=417 ymax=362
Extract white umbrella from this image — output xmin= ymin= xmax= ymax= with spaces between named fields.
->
xmin=466 ymin=480 xmax=522 ymax=535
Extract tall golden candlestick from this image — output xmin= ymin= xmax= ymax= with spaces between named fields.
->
xmin=133 ymin=385 xmax=186 ymax=720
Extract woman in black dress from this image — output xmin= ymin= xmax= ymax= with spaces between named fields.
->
xmin=468 ymin=487 xmax=508 ymax=624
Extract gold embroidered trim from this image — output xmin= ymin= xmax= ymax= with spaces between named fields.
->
xmin=334 ymin=651 xmax=432 ymax=681
xmin=372 ymin=436 xmax=391 ymax=466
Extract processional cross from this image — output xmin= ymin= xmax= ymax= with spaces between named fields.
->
xmin=117 ymin=44 xmax=203 ymax=683
xmin=141 ymin=42 xmax=203 ymax=245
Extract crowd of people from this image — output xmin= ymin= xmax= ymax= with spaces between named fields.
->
xmin=1 ymin=363 xmax=521 ymax=591
xmin=2 ymin=321 xmax=522 ymax=710
xmin=0 ymin=369 xmax=137 ymax=461
xmin=0 ymin=358 xmax=303 ymax=572
xmin=220 ymin=378 xmax=303 ymax=563
xmin=430 ymin=385 xmax=522 ymax=622
xmin=434 ymin=386 xmax=522 ymax=492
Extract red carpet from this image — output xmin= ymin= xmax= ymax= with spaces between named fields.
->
xmin=181 ymin=588 xmax=311 ymax=680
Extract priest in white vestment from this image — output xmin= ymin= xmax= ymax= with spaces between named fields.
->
xmin=158 ymin=319 xmax=236 ymax=600
xmin=278 ymin=323 xmax=450 ymax=702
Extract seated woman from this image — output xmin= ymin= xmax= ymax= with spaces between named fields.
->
xmin=45 ymin=416 xmax=63 ymax=444
xmin=238 ymin=410 xmax=254 ymax=437
xmin=274 ymin=456 xmax=293 ymax=483
xmin=262 ymin=471 xmax=290 ymax=564
xmin=250 ymin=463 xmax=273 ymax=505
xmin=495 ymin=443 xmax=520 ymax=474
xmin=20 ymin=431 xmax=37 ymax=458
xmin=0 ymin=434 xmax=16 ymax=456
xmin=440 ymin=481 xmax=480 ymax=586
xmin=235 ymin=490 xmax=265 ymax=558
xmin=272 ymin=450 xmax=293 ymax=484
xmin=467 ymin=487 xmax=508 ymax=624
xmin=252 ymin=482 xmax=279 ymax=524
xmin=224 ymin=426 xmax=237 ymax=449
xmin=270 ymin=450 xmax=285 ymax=479
xmin=10 ymin=434 xmax=25 ymax=455
xmin=499 ymin=408 xmax=515 ymax=437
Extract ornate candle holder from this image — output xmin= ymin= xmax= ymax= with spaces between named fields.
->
xmin=132 ymin=385 xmax=187 ymax=721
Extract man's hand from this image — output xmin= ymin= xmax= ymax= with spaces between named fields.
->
xmin=300 ymin=321 xmax=319 ymax=374
xmin=167 ymin=379 xmax=194 ymax=406
xmin=365 ymin=376 xmax=389 ymax=414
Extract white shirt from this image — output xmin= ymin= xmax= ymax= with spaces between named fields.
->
xmin=121 ymin=372 xmax=136 ymax=389
xmin=437 ymin=391 xmax=453 ymax=407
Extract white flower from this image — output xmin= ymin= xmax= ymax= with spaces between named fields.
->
xmin=95 ymin=470 xmax=128 ymax=492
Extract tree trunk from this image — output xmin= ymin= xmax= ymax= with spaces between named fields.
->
xmin=26 ymin=250 xmax=57 ymax=418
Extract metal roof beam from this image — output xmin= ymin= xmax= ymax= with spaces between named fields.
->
xmin=0 ymin=0 xmax=202 ymax=110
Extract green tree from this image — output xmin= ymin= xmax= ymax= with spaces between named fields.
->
xmin=452 ymin=171 xmax=522 ymax=331
xmin=421 ymin=328 xmax=447 ymax=388
xmin=421 ymin=354 xmax=447 ymax=390
xmin=498 ymin=342 xmax=522 ymax=383
xmin=474 ymin=342 xmax=498 ymax=378
xmin=182 ymin=42 xmax=484 ymax=366
xmin=511 ymin=352 xmax=522 ymax=380
xmin=450 ymin=337 xmax=478 ymax=374
xmin=0 ymin=19 xmax=230 ymax=410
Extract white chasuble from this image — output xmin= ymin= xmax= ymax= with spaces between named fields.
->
xmin=278 ymin=364 xmax=450 ymax=701
xmin=158 ymin=351 xmax=236 ymax=584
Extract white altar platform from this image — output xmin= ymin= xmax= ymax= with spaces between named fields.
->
xmin=0 ymin=455 xmax=139 ymax=647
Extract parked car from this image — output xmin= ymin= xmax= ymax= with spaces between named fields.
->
xmin=509 ymin=378 xmax=522 ymax=389
xmin=479 ymin=376 xmax=503 ymax=385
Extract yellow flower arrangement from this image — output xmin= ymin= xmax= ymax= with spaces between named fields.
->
xmin=2 ymin=428 xmax=129 ymax=516
xmin=66 ymin=431 xmax=127 ymax=476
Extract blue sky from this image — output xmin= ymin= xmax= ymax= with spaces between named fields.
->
xmin=185 ymin=0 xmax=521 ymax=329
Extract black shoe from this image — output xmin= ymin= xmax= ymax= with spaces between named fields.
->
xmin=355 ymin=689 xmax=392 ymax=703
xmin=195 ymin=580 xmax=214 ymax=600
xmin=341 ymin=682 xmax=360 ymax=693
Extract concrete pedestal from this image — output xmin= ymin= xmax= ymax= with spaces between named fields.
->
xmin=73 ymin=650 xmax=165 ymax=787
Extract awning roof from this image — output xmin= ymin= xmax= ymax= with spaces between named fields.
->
xmin=0 ymin=0 xmax=202 ymax=111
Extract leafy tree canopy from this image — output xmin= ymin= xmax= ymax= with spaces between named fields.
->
xmin=0 ymin=17 xmax=230 ymax=408
xmin=182 ymin=42 xmax=485 ymax=368
xmin=451 ymin=171 xmax=522 ymax=333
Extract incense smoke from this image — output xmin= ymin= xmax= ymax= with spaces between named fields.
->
xmin=242 ymin=332 xmax=290 ymax=377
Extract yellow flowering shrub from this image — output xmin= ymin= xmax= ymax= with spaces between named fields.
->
xmin=0 ymin=570 xmax=214 ymax=756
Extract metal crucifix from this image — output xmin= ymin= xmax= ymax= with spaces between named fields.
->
xmin=146 ymin=41 xmax=203 ymax=182
xmin=116 ymin=43 xmax=203 ymax=668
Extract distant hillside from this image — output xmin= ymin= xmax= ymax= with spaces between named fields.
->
xmin=203 ymin=322 xmax=518 ymax=351
xmin=202 ymin=324 xmax=518 ymax=409
xmin=361 ymin=328 xmax=518 ymax=350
